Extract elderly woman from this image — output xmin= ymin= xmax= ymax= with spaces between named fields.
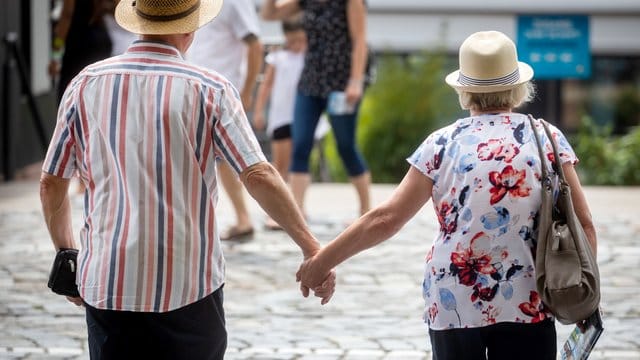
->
xmin=297 ymin=31 xmax=597 ymax=360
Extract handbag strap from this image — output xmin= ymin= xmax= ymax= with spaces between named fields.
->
xmin=540 ymin=119 xmax=568 ymax=183
xmin=527 ymin=114 xmax=567 ymax=183
xmin=527 ymin=114 xmax=549 ymax=180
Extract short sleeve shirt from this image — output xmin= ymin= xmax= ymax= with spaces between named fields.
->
xmin=298 ymin=0 xmax=353 ymax=97
xmin=264 ymin=49 xmax=305 ymax=135
xmin=187 ymin=0 xmax=260 ymax=88
xmin=43 ymin=41 xmax=266 ymax=312
xmin=407 ymin=113 xmax=577 ymax=330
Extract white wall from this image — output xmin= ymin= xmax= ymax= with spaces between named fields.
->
xmin=255 ymin=1 xmax=640 ymax=54
xmin=31 ymin=0 xmax=51 ymax=95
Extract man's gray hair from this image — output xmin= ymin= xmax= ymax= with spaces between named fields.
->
xmin=457 ymin=82 xmax=536 ymax=111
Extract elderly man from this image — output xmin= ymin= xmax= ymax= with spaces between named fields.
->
xmin=39 ymin=0 xmax=334 ymax=358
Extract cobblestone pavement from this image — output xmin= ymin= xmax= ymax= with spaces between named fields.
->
xmin=0 ymin=181 xmax=639 ymax=359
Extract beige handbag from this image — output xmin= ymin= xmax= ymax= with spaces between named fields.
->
xmin=528 ymin=115 xmax=600 ymax=325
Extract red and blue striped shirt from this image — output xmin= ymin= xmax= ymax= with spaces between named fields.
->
xmin=43 ymin=40 xmax=266 ymax=312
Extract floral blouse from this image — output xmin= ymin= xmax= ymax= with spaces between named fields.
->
xmin=407 ymin=113 xmax=577 ymax=330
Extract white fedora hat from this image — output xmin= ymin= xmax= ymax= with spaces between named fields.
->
xmin=446 ymin=31 xmax=534 ymax=93
xmin=115 ymin=0 xmax=223 ymax=35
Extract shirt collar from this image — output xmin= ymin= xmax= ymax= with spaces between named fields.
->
xmin=125 ymin=40 xmax=183 ymax=59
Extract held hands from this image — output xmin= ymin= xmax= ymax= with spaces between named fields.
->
xmin=296 ymin=255 xmax=336 ymax=305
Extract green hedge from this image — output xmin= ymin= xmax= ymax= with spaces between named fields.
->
xmin=316 ymin=51 xmax=459 ymax=183
xmin=314 ymin=53 xmax=640 ymax=186
xmin=572 ymin=116 xmax=640 ymax=185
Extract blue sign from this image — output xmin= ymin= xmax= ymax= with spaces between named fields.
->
xmin=517 ymin=15 xmax=591 ymax=79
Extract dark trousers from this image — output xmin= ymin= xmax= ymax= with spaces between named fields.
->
xmin=290 ymin=92 xmax=368 ymax=176
xmin=429 ymin=319 xmax=557 ymax=360
xmin=85 ymin=287 xmax=226 ymax=360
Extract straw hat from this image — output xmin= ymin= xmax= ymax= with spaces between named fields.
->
xmin=115 ymin=0 xmax=223 ymax=35
xmin=445 ymin=31 xmax=534 ymax=93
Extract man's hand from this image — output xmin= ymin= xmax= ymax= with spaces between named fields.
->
xmin=66 ymin=296 xmax=83 ymax=307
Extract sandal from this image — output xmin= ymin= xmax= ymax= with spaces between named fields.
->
xmin=220 ymin=226 xmax=254 ymax=242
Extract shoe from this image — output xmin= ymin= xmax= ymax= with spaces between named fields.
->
xmin=220 ymin=226 xmax=254 ymax=242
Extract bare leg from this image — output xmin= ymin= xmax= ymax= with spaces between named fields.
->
xmin=350 ymin=171 xmax=371 ymax=215
xmin=218 ymin=160 xmax=253 ymax=240
xmin=289 ymin=172 xmax=311 ymax=216
xmin=271 ymin=139 xmax=292 ymax=182
xmin=265 ymin=139 xmax=292 ymax=230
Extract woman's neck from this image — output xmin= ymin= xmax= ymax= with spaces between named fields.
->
xmin=470 ymin=108 xmax=512 ymax=116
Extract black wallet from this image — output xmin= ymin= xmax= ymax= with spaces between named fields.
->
xmin=47 ymin=248 xmax=80 ymax=297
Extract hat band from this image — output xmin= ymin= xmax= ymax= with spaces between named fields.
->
xmin=458 ymin=68 xmax=520 ymax=87
xmin=134 ymin=0 xmax=200 ymax=22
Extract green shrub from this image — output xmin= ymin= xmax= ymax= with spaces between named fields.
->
xmin=572 ymin=116 xmax=640 ymax=185
xmin=342 ymin=52 xmax=459 ymax=183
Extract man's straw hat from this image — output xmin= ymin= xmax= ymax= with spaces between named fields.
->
xmin=115 ymin=0 xmax=223 ymax=35
xmin=446 ymin=31 xmax=534 ymax=93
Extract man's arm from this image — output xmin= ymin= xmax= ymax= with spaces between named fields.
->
xmin=40 ymin=172 xmax=75 ymax=250
xmin=240 ymin=34 xmax=263 ymax=111
xmin=240 ymin=162 xmax=318 ymax=257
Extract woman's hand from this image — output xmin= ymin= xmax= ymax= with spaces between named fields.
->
xmin=344 ymin=79 xmax=364 ymax=106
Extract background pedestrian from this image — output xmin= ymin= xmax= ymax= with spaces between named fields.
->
xmin=187 ymin=0 xmax=264 ymax=241
xmin=261 ymin=0 xmax=372 ymax=220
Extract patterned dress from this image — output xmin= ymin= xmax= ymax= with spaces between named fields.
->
xmin=407 ymin=113 xmax=577 ymax=330
xmin=298 ymin=0 xmax=354 ymax=97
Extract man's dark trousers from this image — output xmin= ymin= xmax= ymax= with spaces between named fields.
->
xmin=85 ymin=286 xmax=226 ymax=359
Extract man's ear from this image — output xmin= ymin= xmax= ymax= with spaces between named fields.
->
xmin=181 ymin=32 xmax=196 ymax=52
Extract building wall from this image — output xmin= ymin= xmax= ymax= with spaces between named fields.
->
xmin=256 ymin=0 xmax=640 ymax=55
xmin=0 ymin=0 xmax=54 ymax=180
xmin=1 ymin=0 xmax=23 ymax=180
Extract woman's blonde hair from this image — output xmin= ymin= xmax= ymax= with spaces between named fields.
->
xmin=457 ymin=82 xmax=536 ymax=111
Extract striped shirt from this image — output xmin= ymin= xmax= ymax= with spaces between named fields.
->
xmin=43 ymin=40 xmax=266 ymax=312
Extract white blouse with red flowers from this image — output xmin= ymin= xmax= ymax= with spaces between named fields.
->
xmin=407 ymin=113 xmax=577 ymax=330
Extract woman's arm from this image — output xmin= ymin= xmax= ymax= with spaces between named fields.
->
xmin=49 ymin=0 xmax=76 ymax=77
xmin=345 ymin=0 xmax=368 ymax=104
xmin=260 ymin=0 xmax=301 ymax=20
xmin=298 ymin=166 xmax=433 ymax=287
xmin=563 ymin=163 xmax=598 ymax=257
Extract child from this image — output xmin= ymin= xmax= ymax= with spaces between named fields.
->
xmin=253 ymin=17 xmax=307 ymax=229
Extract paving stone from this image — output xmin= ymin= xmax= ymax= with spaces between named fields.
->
xmin=1 ymin=182 xmax=639 ymax=358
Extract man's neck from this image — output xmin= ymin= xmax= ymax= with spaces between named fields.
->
xmin=141 ymin=33 xmax=191 ymax=53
